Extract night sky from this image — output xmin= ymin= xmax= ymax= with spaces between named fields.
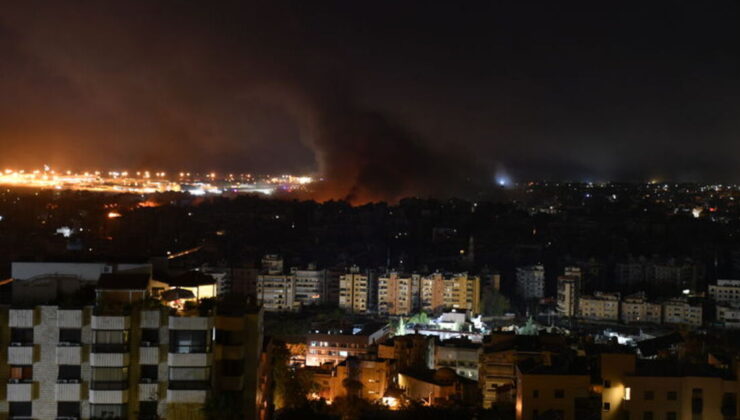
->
xmin=1 ymin=1 xmax=739 ymax=199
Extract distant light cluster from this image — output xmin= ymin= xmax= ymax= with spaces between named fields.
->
xmin=0 ymin=167 xmax=314 ymax=196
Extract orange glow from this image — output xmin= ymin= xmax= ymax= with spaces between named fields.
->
xmin=107 ymin=211 xmax=122 ymax=219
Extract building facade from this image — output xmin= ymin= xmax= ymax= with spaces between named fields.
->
xmin=338 ymin=266 xmax=369 ymax=313
xmin=516 ymin=265 xmax=545 ymax=300
xmin=0 ymin=304 xmax=263 ymax=420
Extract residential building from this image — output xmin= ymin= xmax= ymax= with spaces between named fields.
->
xmin=339 ymin=266 xmax=369 ymax=313
xmin=0 ymin=302 xmax=264 ymax=420
xmin=662 ymin=297 xmax=703 ymax=327
xmin=377 ymin=272 xmax=419 ymax=315
xmin=717 ymin=304 xmax=740 ymax=328
xmin=420 ymin=272 xmax=445 ymax=313
xmin=434 ymin=338 xmax=482 ymax=380
xmin=556 ymin=275 xmax=578 ymax=317
xmin=479 ymin=332 xmax=568 ymax=408
xmin=399 ymin=368 xmax=479 ymax=406
xmin=709 ymin=279 xmax=740 ymax=305
xmin=292 ymin=266 xmax=327 ymax=306
xmin=578 ymin=292 xmax=620 ymax=321
xmin=378 ymin=334 xmax=435 ymax=372
xmin=443 ymin=273 xmax=481 ymax=313
xmin=515 ymin=357 xmax=595 ymax=420
xmin=516 ymin=265 xmax=545 ymax=300
xmin=305 ymin=323 xmax=389 ymax=367
xmin=256 ymin=274 xmax=297 ymax=312
xmin=620 ymin=292 xmax=662 ymax=324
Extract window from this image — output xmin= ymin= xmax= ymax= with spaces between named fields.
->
xmin=533 ymin=389 xmax=539 ymax=398
xmin=644 ymin=391 xmax=654 ymax=400
xmin=58 ymin=401 xmax=80 ymax=418
xmin=215 ymin=329 xmax=243 ymax=346
xmin=140 ymin=365 xmax=158 ymax=382
xmin=603 ymin=402 xmax=611 ymax=411
xmin=221 ymin=359 xmax=244 ymax=376
xmin=624 ymin=387 xmax=631 ymax=400
xmin=9 ymin=402 xmax=32 ymax=417
xmin=667 ymin=391 xmax=677 ymax=401
xmin=139 ymin=401 xmax=158 ymax=419
xmin=169 ymin=330 xmax=208 ymax=354
xmin=91 ymin=367 xmax=129 ymax=390
xmin=10 ymin=328 xmax=33 ymax=345
xmin=554 ymin=389 xmax=565 ymax=398
xmin=666 ymin=412 xmax=676 ymax=420
xmin=141 ymin=328 xmax=159 ymax=346
xmin=91 ymin=404 xmax=127 ymax=419
xmin=10 ymin=365 xmax=32 ymax=381
xmin=604 ymin=380 xmax=611 ymax=388
xmin=58 ymin=365 xmax=81 ymax=381
xmin=93 ymin=330 xmax=129 ymax=352
xmin=59 ymin=328 xmax=82 ymax=345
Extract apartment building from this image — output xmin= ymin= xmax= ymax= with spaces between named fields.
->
xmin=443 ymin=273 xmax=481 ymax=313
xmin=434 ymin=338 xmax=482 ymax=380
xmin=377 ymin=272 xmax=419 ymax=316
xmin=420 ymin=272 xmax=446 ymax=313
xmin=556 ymin=275 xmax=578 ymax=318
xmin=516 ymin=265 xmax=545 ymax=300
xmin=256 ymin=274 xmax=297 ymax=312
xmin=578 ymin=292 xmax=620 ymax=321
xmin=479 ymin=332 xmax=568 ymax=408
xmin=717 ymin=304 xmax=740 ymax=328
xmin=305 ymin=323 xmax=389 ymax=367
xmin=338 ymin=266 xmax=369 ymax=313
xmin=709 ymin=279 xmax=740 ymax=305
xmin=0 ymin=303 xmax=264 ymax=420
xmin=292 ymin=267 xmax=326 ymax=306
xmin=516 ymin=352 xmax=740 ymax=420
xmin=662 ymin=297 xmax=703 ymax=327
xmin=620 ymin=292 xmax=662 ymax=324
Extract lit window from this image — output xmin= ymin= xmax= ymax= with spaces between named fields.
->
xmin=624 ymin=387 xmax=631 ymax=400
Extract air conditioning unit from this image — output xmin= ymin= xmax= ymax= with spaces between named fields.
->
xmin=141 ymin=341 xmax=152 ymax=347
xmin=58 ymin=379 xmax=69 ymax=384
xmin=8 ymin=378 xmax=21 ymax=384
xmin=10 ymin=342 xmax=22 ymax=347
xmin=141 ymin=378 xmax=153 ymax=384
xmin=68 ymin=379 xmax=80 ymax=384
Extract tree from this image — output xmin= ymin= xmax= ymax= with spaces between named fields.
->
xmin=272 ymin=343 xmax=313 ymax=410
xmin=481 ymin=288 xmax=511 ymax=316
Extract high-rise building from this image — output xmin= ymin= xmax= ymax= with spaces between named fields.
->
xmin=556 ymin=275 xmax=578 ymax=318
xmin=709 ymin=279 xmax=740 ymax=305
xmin=0 ymin=302 xmax=264 ymax=420
xmin=377 ymin=272 xmax=420 ymax=315
xmin=292 ymin=266 xmax=327 ymax=306
xmin=443 ymin=273 xmax=481 ymax=313
xmin=256 ymin=274 xmax=296 ymax=312
xmin=338 ymin=266 xmax=368 ymax=313
xmin=421 ymin=272 xmax=446 ymax=313
xmin=516 ymin=265 xmax=545 ymax=300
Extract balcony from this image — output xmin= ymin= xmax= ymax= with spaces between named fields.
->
xmin=57 ymin=345 xmax=83 ymax=365
xmin=168 ymin=352 xmax=211 ymax=366
xmin=8 ymin=345 xmax=35 ymax=364
xmin=139 ymin=382 xmax=160 ymax=401
xmin=140 ymin=310 xmax=161 ymax=328
xmin=91 ymin=314 xmax=130 ymax=330
xmin=139 ymin=346 xmax=160 ymax=364
xmin=9 ymin=309 xmax=35 ymax=327
xmin=55 ymin=381 xmax=82 ymax=401
xmin=90 ymin=352 xmax=130 ymax=367
xmin=57 ymin=309 xmax=84 ymax=328
xmin=167 ymin=383 xmax=209 ymax=403
xmin=91 ymin=343 xmax=129 ymax=353
xmin=168 ymin=316 xmax=212 ymax=330
xmin=89 ymin=388 xmax=129 ymax=404
xmin=215 ymin=344 xmax=245 ymax=360
xmin=7 ymin=381 xmax=35 ymax=401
